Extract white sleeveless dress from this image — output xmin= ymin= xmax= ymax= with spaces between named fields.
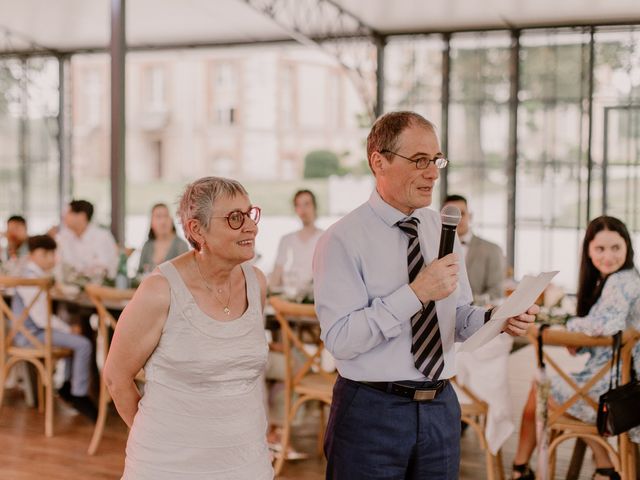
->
xmin=122 ymin=261 xmax=273 ymax=479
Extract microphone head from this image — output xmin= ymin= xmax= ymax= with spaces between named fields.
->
xmin=440 ymin=204 xmax=461 ymax=227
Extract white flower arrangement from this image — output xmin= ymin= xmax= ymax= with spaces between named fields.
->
xmin=537 ymin=283 xmax=576 ymax=325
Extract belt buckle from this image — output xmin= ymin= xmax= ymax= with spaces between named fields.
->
xmin=413 ymin=388 xmax=436 ymax=401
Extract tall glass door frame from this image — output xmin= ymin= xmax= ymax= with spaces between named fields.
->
xmin=602 ymin=105 xmax=640 ymax=231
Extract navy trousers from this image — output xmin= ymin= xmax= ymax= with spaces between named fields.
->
xmin=325 ymin=375 xmax=461 ymax=480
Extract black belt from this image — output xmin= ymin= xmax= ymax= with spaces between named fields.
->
xmin=352 ymin=378 xmax=449 ymax=402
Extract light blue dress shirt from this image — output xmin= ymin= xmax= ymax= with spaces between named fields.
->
xmin=313 ymin=189 xmax=486 ymax=382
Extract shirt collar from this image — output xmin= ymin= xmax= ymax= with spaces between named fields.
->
xmin=64 ymin=223 xmax=96 ymax=240
xmin=25 ymin=260 xmax=45 ymax=276
xmin=460 ymin=231 xmax=473 ymax=245
xmin=368 ymin=189 xmax=413 ymax=227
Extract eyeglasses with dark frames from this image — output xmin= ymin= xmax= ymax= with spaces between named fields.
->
xmin=212 ymin=206 xmax=261 ymax=230
xmin=380 ymin=149 xmax=448 ymax=169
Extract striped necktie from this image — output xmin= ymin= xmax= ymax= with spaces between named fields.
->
xmin=396 ymin=217 xmax=445 ymax=380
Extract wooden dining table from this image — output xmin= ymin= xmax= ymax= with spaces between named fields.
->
xmin=51 ymin=285 xmax=130 ymax=311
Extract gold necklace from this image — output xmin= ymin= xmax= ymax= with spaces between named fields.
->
xmin=193 ymin=254 xmax=232 ymax=315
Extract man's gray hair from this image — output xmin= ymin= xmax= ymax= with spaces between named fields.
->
xmin=177 ymin=176 xmax=248 ymax=250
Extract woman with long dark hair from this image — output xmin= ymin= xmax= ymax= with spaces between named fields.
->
xmin=511 ymin=216 xmax=640 ymax=480
xmin=137 ymin=203 xmax=189 ymax=275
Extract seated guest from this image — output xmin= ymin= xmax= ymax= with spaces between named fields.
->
xmin=12 ymin=235 xmax=97 ymax=420
xmin=1 ymin=215 xmax=29 ymax=274
xmin=5 ymin=215 xmax=29 ymax=259
xmin=266 ymin=190 xmax=323 ymax=453
xmin=137 ymin=203 xmax=189 ymax=275
xmin=269 ymin=189 xmax=323 ymax=294
xmin=56 ymin=200 xmax=118 ymax=279
xmin=444 ymin=194 xmax=505 ymax=302
xmin=511 ymin=216 xmax=640 ymax=480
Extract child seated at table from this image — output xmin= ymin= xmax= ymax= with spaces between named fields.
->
xmin=12 ymin=235 xmax=97 ymax=420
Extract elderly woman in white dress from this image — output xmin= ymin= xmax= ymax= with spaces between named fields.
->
xmin=104 ymin=177 xmax=273 ymax=479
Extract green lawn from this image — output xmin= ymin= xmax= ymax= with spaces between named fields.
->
xmin=71 ymin=174 xmax=640 ymax=230
xmin=73 ymin=178 xmax=332 ymax=217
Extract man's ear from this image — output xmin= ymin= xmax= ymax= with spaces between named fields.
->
xmin=370 ymin=151 xmax=385 ymax=176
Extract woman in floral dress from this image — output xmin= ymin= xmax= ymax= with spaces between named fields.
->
xmin=511 ymin=216 xmax=640 ymax=480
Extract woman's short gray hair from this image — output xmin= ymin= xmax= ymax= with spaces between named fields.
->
xmin=178 ymin=176 xmax=248 ymax=250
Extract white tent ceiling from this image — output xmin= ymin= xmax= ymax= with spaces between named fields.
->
xmin=1 ymin=0 xmax=639 ymax=54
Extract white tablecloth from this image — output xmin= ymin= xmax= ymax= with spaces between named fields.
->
xmin=454 ymin=333 xmax=514 ymax=455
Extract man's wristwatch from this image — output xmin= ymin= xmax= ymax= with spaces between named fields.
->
xmin=484 ymin=306 xmax=495 ymax=324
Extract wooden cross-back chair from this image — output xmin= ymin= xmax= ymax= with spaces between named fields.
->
xmin=84 ymin=283 xmax=137 ymax=455
xmin=268 ymin=296 xmax=337 ymax=476
xmin=451 ymin=377 xmax=505 ymax=480
xmin=529 ymin=325 xmax=640 ymax=479
xmin=0 ymin=276 xmax=72 ymax=437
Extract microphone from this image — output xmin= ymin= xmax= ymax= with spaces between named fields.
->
xmin=438 ymin=205 xmax=462 ymax=259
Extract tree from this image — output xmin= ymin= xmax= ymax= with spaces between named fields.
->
xmin=303 ymin=150 xmax=340 ymax=178
xmin=0 ymin=61 xmax=22 ymax=114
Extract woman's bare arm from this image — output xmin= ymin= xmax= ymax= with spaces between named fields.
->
xmin=103 ymin=273 xmax=170 ymax=428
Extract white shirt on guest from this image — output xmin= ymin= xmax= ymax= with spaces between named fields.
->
xmin=56 ymin=224 xmax=118 ymax=278
xmin=459 ymin=230 xmax=472 ymax=258
xmin=16 ymin=261 xmax=71 ymax=333
xmin=274 ymin=228 xmax=324 ymax=287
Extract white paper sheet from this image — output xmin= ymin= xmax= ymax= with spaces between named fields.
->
xmin=458 ymin=271 xmax=559 ymax=353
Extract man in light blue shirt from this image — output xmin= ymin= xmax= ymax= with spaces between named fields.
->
xmin=314 ymin=111 xmax=537 ymax=479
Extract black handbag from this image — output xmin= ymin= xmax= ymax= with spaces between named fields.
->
xmin=596 ymin=330 xmax=640 ymax=436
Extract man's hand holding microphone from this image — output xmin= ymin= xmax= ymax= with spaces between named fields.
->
xmin=409 ymin=204 xmax=537 ymax=337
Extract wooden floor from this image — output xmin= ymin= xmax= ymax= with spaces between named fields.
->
xmin=0 ymin=345 xmax=599 ymax=479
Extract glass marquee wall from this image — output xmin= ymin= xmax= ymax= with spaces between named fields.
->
xmin=1 ymin=24 xmax=640 ymax=288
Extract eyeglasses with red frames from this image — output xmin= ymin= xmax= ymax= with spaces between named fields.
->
xmin=212 ymin=206 xmax=261 ymax=230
